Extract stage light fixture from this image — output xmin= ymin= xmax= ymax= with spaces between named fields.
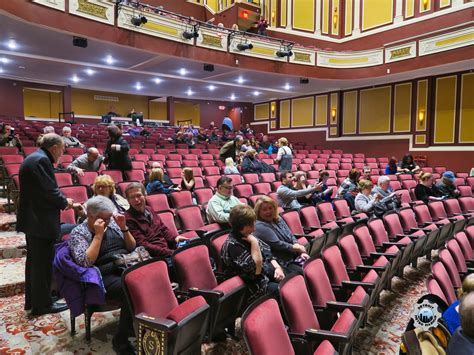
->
xmin=182 ymin=29 xmax=199 ymax=40
xmin=276 ymin=49 xmax=293 ymax=58
xmin=131 ymin=15 xmax=147 ymax=26
xmin=237 ymin=43 xmax=253 ymax=51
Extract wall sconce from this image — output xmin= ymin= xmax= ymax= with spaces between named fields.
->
xmin=331 ymin=108 xmax=337 ymax=122
xmin=333 ymin=8 xmax=338 ymax=29
xmin=418 ymin=110 xmax=425 ymax=125
xmin=271 ymin=11 xmax=275 ymax=21
xmin=422 ymin=0 xmax=429 ymax=10
xmin=271 ymin=102 xmax=276 ymax=117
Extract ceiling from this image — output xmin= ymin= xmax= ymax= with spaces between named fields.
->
xmin=0 ymin=12 xmax=472 ymax=103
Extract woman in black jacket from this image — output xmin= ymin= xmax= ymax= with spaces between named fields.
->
xmin=241 ymin=149 xmax=264 ymax=174
xmin=104 ymin=125 xmax=132 ymax=172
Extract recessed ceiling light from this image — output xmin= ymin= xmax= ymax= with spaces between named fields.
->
xmin=230 ymin=94 xmax=236 ymax=101
xmin=186 ymin=88 xmax=193 ymax=96
xmin=236 ymin=76 xmax=245 ymax=84
xmin=284 ymin=83 xmax=291 ymax=90
xmin=71 ymin=75 xmax=80 ymax=83
xmin=154 ymin=78 xmax=162 ymax=84
xmin=208 ymin=85 xmax=216 ymax=91
xmin=253 ymin=91 xmax=260 ymax=96
xmin=135 ymin=82 xmax=143 ymax=90
xmin=0 ymin=57 xmax=9 ymax=64
xmin=179 ymin=68 xmax=187 ymax=76
xmin=18 ymin=65 xmax=26 ymax=69
xmin=85 ymin=68 xmax=95 ymax=76
xmin=0 ymin=68 xmax=3 ymax=74
xmin=6 ymin=39 xmax=17 ymax=50
xmin=104 ymin=55 xmax=115 ymax=65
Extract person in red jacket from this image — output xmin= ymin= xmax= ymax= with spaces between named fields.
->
xmin=124 ymin=182 xmax=187 ymax=263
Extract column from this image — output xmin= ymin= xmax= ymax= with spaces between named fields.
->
xmin=166 ymin=96 xmax=175 ymax=125
xmin=315 ymin=0 xmax=322 ymax=35
xmin=394 ymin=0 xmax=403 ymax=23
xmin=352 ymin=0 xmax=360 ymax=35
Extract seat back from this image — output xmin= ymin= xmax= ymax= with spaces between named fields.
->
xmin=459 ymin=197 xmax=474 ymax=214
xmin=399 ymin=208 xmax=418 ymax=231
xmin=77 ymin=171 xmax=99 ymax=186
xmin=432 ymin=261 xmax=457 ymax=304
xmin=322 ymin=245 xmax=350 ymax=285
xmin=333 ymin=199 xmax=351 ymax=219
xmin=383 ymin=212 xmax=405 ymax=237
xmin=234 ymin=184 xmax=254 ymax=198
xmin=444 ymin=198 xmax=463 ymax=216
xmin=367 ymin=218 xmax=390 ymax=246
xmin=176 ymin=205 xmax=205 ymax=230
xmin=279 ymin=274 xmax=319 ymax=334
xmin=260 ymin=172 xmax=276 ymax=183
xmin=303 ymin=258 xmax=336 ymax=307
xmin=446 ymin=239 xmax=467 ymax=274
xmin=54 ymin=172 xmax=73 ymax=187
xmin=299 ymin=205 xmax=323 ymax=229
xmin=426 ymin=276 xmax=448 ymax=305
xmin=60 ymin=208 xmax=76 ymax=224
xmin=125 ymin=169 xmax=145 ymax=182
xmin=454 ymin=232 xmax=473 ymax=260
xmin=145 ymin=194 xmax=172 ymax=212
xmin=429 ymin=201 xmax=448 ymax=220
xmin=194 ymin=187 xmax=214 ymax=205
xmin=353 ymin=224 xmax=377 ymax=255
xmin=242 ymin=297 xmax=295 ymax=355
xmin=156 ymin=211 xmax=179 ymax=237
xmin=60 ymin=185 xmax=89 ymax=204
xmin=123 ymin=260 xmax=179 ymax=317
xmin=338 ymin=234 xmax=364 ymax=269
xmin=281 ymin=211 xmax=304 ymax=235
xmin=170 ymin=190 xmax=193 ymax=208
xmin=173 ymin=244 xmax=218 ymax=291
xmin=413 ymin=204 xmax=434 ymax=225
xmin=242 ymin=173 xmax=259 ymax=184
xmin=318 ymin=202 xmax=337 ymax=224
xmin=438 ymin=249 xmax=462 ymax=289
xmin=210 ymin=232 xmax=228 ymax=272
xmin=253 ymin=182 xmax=272 ymax=195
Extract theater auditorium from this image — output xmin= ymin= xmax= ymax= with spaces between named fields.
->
xmin=0 ymin=1 xmax=473 ymax=354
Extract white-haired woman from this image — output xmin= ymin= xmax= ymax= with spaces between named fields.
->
xmin=68 ymin=196 xmax=136 ymax=354
xmin=62 ymin=126 xmax=84 ymax=149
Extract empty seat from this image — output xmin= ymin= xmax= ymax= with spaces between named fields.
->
xmin=102 ymin=170 xmax=123 ymax=183
xmin=54 ymin=172 xmax=73 ymax=187
xmin=234 ymin=184 xmax=254 ymax=199
xmin=145 ymin=193 xmax=173 ymax=213
xmin=60 ymin=185 xmax=89 ymax=204
xmin=176 ymin=205 xmax=222 ymax=235
xmin=194 ymin=187 xmax=214 ymax=205
xmin=431 ymin=261 xmax=457 ymax=305
xmin=170 ymin=190 xmax=193 ymax=208
xmin=125 ymin=169 xmax=145 ymax=182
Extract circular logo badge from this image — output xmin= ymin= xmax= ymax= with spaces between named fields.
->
xmin=412 ymin=299 xmax=442 ymax=331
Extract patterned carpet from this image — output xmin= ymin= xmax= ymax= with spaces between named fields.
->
xmin=0 ymin=223 xmax=431 ymax=354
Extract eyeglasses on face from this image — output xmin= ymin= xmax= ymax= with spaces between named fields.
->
xmin=220 ymin=185 xmax=233 ymax=190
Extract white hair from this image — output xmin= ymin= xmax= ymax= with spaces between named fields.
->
xmin=378 ymin=176 xmax=391 ymax=185
xmin=62 ymin=126 xmax=72 ymax=133
xmin=86 ymin=196 xmax=116 ymax=217
xmin=43 ymin=126 xmax=55 ymax=134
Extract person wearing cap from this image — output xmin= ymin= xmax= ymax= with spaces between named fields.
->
xmin=436 ymin=171 xmax=460 ymax=199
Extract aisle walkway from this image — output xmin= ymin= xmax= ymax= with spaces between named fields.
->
xmin=0 ymin=213 xmax=430 ymax=355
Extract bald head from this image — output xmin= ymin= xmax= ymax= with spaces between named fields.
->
xmin=460 ymin=292 xmax=474 ymax=338
xmin=462 ymin=274 xmax=474 ymax=295
xmin=87 ymin=147 xmax=100 ymax=162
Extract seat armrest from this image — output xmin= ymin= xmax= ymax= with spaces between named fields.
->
xmin=356 ymin=264 xmax=387 ymax=273
xmin=462 ymin=213 xmax=471 ymax=219
xmin=335 ymin=221 xmax=347 ymax=227
xmin=188 ymin=288 xmax=223 ymax=305
xmin=135 ymin=312 xmax=177 ymax=331
xmin=409 ymin=227 xmax=422 ymax=233
xmin=341 ymin=280 xmax=375 ymax=291
xmin=448 ymin=217 xmax=457 ymax=223
xmin=382 ymin=241 xmax=406 ymax=249
xmin=294 ymin=233 xmax=315 ymax=241
xmin=326 ymin=301 xmax=365 ymax=313
xmin=370 ymin=251 xmax=398 ymax=260
xmin=305 ymin=328 xmax=350 ymax=343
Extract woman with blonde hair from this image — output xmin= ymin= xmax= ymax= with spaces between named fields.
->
xmin=91 ymin=174 xmax=130 ymax=213
xmin=146 ymin=168 xmax=179 ymax=195
xmin=224 ymin=157 xmax=240 ymax=174
xmin=180 ymin=167 xmax=195 ymax=192
xmin=253 ymin=196 xmax=309 ymax=272
xmin=414 ymin=171 xmax=444 ymax=203
xmin=355 ymin=179 xmax=381 ymax=214
xmin=275 ymin=137 xmax=292 ymax=172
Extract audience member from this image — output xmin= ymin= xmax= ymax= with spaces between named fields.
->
xmin=256 ymin=16 xmax=268 ymax=35
xmin=219 ymin=135 xmax=244 ymax=162
xmin=362 ymin=166 xmax=371 ymax=181
xmin=336 ymin=168 xmax=360 ymax=210
xmin=180 ymin=167 xmax=195 ymax=192
xmin=224 ymin=157 xmax=240 ymax=174
xmin=443 ymin=274 xmax=474 ymax=335
xmin=254 ymin=196 xmax=309 ymax=272
xmin=150 ymin=162 xmax=173 ymax=187
xmin=67 ymin=147 xmax=103 ymax=176
xmin=104 ymin=125 xmax=132 ymax=172
xmin=415 ymin=172 xmax=444 ymax=203
xmin=385 ymin=157 xmax=399 ymax=175
xmin=259 ymin=135 xmax=270 ymax=152
xmin=68 ymin=196 xmax=136 ymax=354
xmin=315 ymin=170 xmax=334 ymax=203
xmin=436 ymin=171 xmax=460 ymax=199
xmin=447 ymin=292 xmax=474 ymax=354
xmin=92 ymin=174 xmax=130 ymax=213
xmin=206 ymin=176 xmax=243 ymax=225
xmin=399 ymin=154 xmax=420 ymax=174
xmin=294 ymin=172 xmax=314 ymax=205
xmin=126 ymin=122 xmax=142 ymax=137
xmin=17 ymin=133 xmax=74 ymax=315
xmin=240 ymin=139 xmax=253 ymax=152
xmin=124 ymin=183 xmax=187 ymax=260
xmin=44 ymin=126 xmax=55 ymax=134
xmin=241 ymin=149 xmax=264 ymax=174
xmin=372 ymin=176 xmax=394 ymax=198
xmin=277 ymin=171 xmax=322 ymax=210
xmin=62 ymin=126 xmax=84 ymax=149
xmin=221 ymin=204 xmax=283 ymax=303
xmin=275 ymin=137 xmax=292 ymax=172
xmin=355 ymin=180 xmax=382 ymax=214
xmin=0 ymin=124 xmax=22 ymax=148
xmin=146 ymin=168 xmax=179 ymax=195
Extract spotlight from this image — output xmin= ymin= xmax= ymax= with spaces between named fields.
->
xmin=182 ymin=29 xmax=199 ymax=40
xmin=299 ymin=77 xmax=309 ymax=84
xmin=276 ymin=49 xmax=293 ymax=58
xmin=237 ymin=43 xmax=253 ymax=51
xmin=203 ymin=64 xmax=214 ymax=72
xmin=131 ymin=15 xmax=147 ymax=26
xmin=73 ymin=36 xmax=88 ymax=48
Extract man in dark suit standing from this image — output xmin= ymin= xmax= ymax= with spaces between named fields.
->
xmin=17 ymin=133 xmax=74 ymax=315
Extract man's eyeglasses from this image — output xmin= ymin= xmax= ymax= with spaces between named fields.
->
xmin=220 ymin=185 xmax=234 ymax=191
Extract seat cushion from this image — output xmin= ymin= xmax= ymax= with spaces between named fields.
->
xmin=166 ymin=295 xmax=207 ymax=323
xmin=385 ymin=245 xmax=400 ymax=254
xmin=313 ymin=340 xmax=336 ymax=355
xmin=373 ymin=256 xmax=389 ymax=267
xmin=347 ymin=286 xmax=368 ymax=305
xmin=330 ymin=308 xmax=356 ymax=333
xmin=361 ymin=269 xmax=379 ymax=284
xmin=213 ymin=276 xmax=245 ymax=295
